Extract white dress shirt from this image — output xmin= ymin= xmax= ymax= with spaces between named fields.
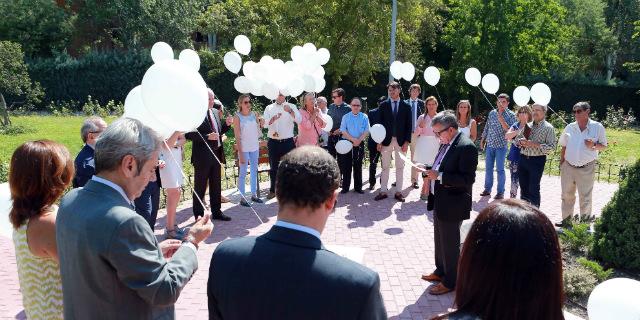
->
xmin=92 ymin=176 xmax=133 ymax=205
xmin=263 ymin=102 xmax=301 ymax=139
xmin=559 ymin=119 xmax=607 ymax=167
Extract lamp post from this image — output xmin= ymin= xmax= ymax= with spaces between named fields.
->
xmin=389 ymin=0 xmax=397 ymax=83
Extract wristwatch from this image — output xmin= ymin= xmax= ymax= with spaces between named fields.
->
xmin=183 ymin=234 xmax=198 ymax=249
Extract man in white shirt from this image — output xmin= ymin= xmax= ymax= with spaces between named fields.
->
xmin=558 ymin=102 xmax=607 ymax=226
xmin=263 ymin=92 xmax=301 ymax=199
xmin=404 ymin=84 xmax=425 ymax=189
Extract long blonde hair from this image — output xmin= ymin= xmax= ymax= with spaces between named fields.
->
xmin=456 ymin=100 xmax=472 ymax=126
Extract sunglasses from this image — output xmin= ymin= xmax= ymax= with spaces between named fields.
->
xmin=433 ymin=126 xmax=450 ymax=137
xmin=242 ymin=101 xmax=250 ymax=105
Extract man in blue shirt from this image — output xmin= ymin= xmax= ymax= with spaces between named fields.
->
xmin=72 ymin=116 xmax=107 ymax=188
xmin=339 ymin=98 xmax=369 ymax=194
xmin=479 ymin=93 xmax=517 ymax=199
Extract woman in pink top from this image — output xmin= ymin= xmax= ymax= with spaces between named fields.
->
xmin=415 ymin=96 xmax=439 ymax=200
xmin=296 ymin=92 xmax=326 ymax=147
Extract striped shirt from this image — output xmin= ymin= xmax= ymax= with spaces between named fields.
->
xmin=517 ymin=120 xmax=556 ymax=157
xmin=481 ymin=109 xmax=517 ymax=148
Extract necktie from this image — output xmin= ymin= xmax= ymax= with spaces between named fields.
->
xmin=393 ymin=101 xmax=398 ymax=117
xmin=412 ymin=101 xmax=416 ymax=130
xmin=209 ymin=109 xmax=220 ymax=148
xmin=433 ymin=143 xmax=450 ymax=168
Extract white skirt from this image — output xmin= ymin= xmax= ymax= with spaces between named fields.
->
xmin=159 ymin=147 xmax=184 ymax=189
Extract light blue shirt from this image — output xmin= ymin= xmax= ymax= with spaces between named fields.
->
xmin=340 ymin=112 xmax=369 ymax=139
xmin=275 ymin=220 xmax=321 ymax=240
xmin=92 ymin=176 xmax=133 ymax=205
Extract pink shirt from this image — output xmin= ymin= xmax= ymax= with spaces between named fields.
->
xmin=414 ymin=114 xmax=436 ymax=137
xmin=296 ymin=109 xmax=324 ymax=147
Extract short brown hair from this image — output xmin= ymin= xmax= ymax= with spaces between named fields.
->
xmin=409 ymin=84 xmax=421 ymax=93
xmin=9 ymin=140 xmax=74 ymax=228
xmin=517 ymin=105 xmax=533 ymax=122
xmin=331 ymin=88 xmax=345 ymax=98
xmin=425 ymin=96 xmax=439 ymax=106
xmin=387 ymin=81 xmax=401 ymax=89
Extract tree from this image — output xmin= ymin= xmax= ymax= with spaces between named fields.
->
xmin=442 ymin=0 xmax=571 ymax=96
xmin=197 ymin=0 xmax=444 ymax=85
xmin=0 ymin=41 xmax=43 ymax=125
xmin=0 ymin=0 xmax=75 ymax=57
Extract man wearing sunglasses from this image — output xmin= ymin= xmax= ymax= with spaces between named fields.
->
xmin=557 ymin=101 xmax=607 ymax=227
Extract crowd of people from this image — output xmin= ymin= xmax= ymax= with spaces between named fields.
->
xmin=7 ymin=78 xmax=609 ymax=319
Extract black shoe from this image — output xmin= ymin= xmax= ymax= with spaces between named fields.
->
xmin=391 ymin=182 xmax=397 ymax=187
xmin=251 ymin=196 xmax=264 ymax=203
xmin=412 ymin=182 xmax=419 ymax=189
xmin=494 ymin=193 xmax=504 ymax=200
xmin=554 ymin=217 xmax=572 ymax=228
xmin=480 ymin=190 xmax=491 ymax=196
xmin=240 ymin=199 xmax=251 ymax=207
xmin=340 ymin=189 xmax=349 ymax=194
xmin=212 ymin=213 xmax=232 ymax=221
xmin=369 ymin=185 xmax=374 ymax=190
xmin=354 ymin=189 xmax=365 ymax=194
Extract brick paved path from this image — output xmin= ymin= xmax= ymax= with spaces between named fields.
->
xmin=0 ymin=169 xmax=618 ymax=319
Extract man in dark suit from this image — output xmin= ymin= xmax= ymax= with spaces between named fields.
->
xmin=375 ymin=81 xmax=413 ymax=202
xmin=367 ymin=96 xmax=385 ymax=190
xmin=405 ymin=84 xmax=425 ymax=189
xmin=208 ymin=146 xmax=387 ymax=320
xmin=72 ymin=116 xmax=107 ymax=188
xmin=421 ymin=111 xmax=478 ymax=295
xmin=185 ymin=89 xmax=232 ymax=221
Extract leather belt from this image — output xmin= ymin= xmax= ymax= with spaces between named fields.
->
xmin=567 ymin=160 xmax=595 ymax=169
xmin=269 ymin=137 xmax=293 ymax=143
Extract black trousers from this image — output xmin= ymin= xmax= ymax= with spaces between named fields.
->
xmin=193 ymin=159 xmax=222 ymax=218
xmin=268 ymin=138 xmax=296 ymax=193
xmin=433 ymin=213 xmax=462 ymax=289
xmin=368 ymin=142 xmax=380 ymax=188
xmin=518 ymin=155 xmax=546 ymax=207
xmin=338 ymin=145 xmax=365 ymax=191
xmin=134 ymin=180 xmax=160 ymax=230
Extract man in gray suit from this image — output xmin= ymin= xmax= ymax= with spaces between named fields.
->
xmin=208 ymin=146 xmax=387 ymax=320
xmin=56 ymin=118 xmax=213 ymax=319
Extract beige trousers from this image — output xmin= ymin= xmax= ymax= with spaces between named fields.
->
xmin=380 ymin=138 xmax=405 ymax=193
xmin=560 ymin=161 xmax=596 ymax=219
xmin=409 ymin=132 xmax=419 ymax=183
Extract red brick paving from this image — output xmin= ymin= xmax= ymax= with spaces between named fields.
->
xmin=0 ymin=169 xmax=618 ymax=319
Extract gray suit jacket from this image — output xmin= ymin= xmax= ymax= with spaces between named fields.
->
xmin=56 ymin=180 xmax=198 ymax=319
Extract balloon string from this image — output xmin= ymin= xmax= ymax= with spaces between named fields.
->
xmin=476 ymin=86 xmax=496 ymax=110
xmin=194 ymin=132 xmax=266 ymax=224
xmin=433 ymin=86 xmax=445 ymax=110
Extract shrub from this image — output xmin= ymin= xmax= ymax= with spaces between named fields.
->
xmin=559 ymin=223 xmax=593 ymax=255
xmin=81 ymin=96 xmax=123 ymax=118
xmin=563 ymin=264 xmax=598 ymax=299
xmin=0 ymin=124 xmax=34 ymax=135
xmin=602 ymin=105 xmax=637 ymax=129
xmin=593 ymin=159 xmax=640 ymax=270
xmin=577 ymin=257 xmax=613 ymax=282
xmin=0 ymin=161 xmax=8 ymax=183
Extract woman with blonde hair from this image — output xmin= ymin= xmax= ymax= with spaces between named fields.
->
xmin=296 ymin=92 xmax=326 ymax=147
xmin=234 ymin=94 xmax=265 ymax=206
xmin=456 ymin=100 xmax=477 ymax=141
xmin=10 ymin=140 xmax=74 ymax=319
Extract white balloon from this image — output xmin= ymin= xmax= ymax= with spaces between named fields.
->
xmin=321 ymin=113 xmax=333 ymax=132
xmin=314 ymin=78 xmax=326 ymax=93
xmin=178 ymin=49 xmax=200 ymax=72
xmin=312 ymin=66 xmax=326 ymax=79
xmin=285 ymin=61 xmax=304 ymax=79
xmin=260 ymin=55 xmax=274 ymax=64
xmin=301 ymin=52 xmax=320 ymax=73
xmin=390 ymin=61 xmax=403 ymax=80
xmin=124 ymin=86 xmax=175 ymax=138
xmin=302 ymin=43 xmax=317 ymax=54
xmin=262 ymin=83 xmax=279 ymax=100
xmin=250 ymin=78 xmax=265 ymax=97
xmin=317 ymin=48 xmax=330 ymax=65
xmin=223 ymin=51 xmax=242 ymax=74
xmin=140 ymin=60 xmax=208 ymax=132
xmin=336 ymin=140 xmax=353 ymax=154
xmin=481 ymin=73 xmax=500 ymax=94
xmin=370 ymin=124 xmax=387 ymax=143
xmin=530 ymin=82 xmax=552 ymax=106
xmin=234 ymin=76 xmax=252 ymax=94
xmin=287 ymin=78 xmax=304 ymax=97
xmin=512 ymin=86 xmax=531 ymax=107
xmin=291 ymin=46 xmax=304 ymax=62
xmin=150 ymin=42 xmax=173 ymax=64
xmin=302 ymin=75 xmax=316 ymax=92
xmin=465 ymin=67 xmax=481 ymax=87
xmin=588 ymin=278 xmax=640 ymax=320
xmin=401 ymin=62 xmax=415 ymax=81
xmin=242 ymin=61 xmax=257 ymax=79
xmin=253 ymin=62 xmax=268 ymax=82
xmin=423 ymin=66 xmax=440 ymax=86
xmin=233 ymin=35 xmax=251 ymax=55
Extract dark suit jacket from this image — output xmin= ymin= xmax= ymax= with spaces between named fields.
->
xmin=72 ymin=144 xmax=95 ymax=188
xmin=430 ymin=133 xmax=478 ymax=221
xmin=207 ymin=226 xmax=387 ymax=320
xmin=185 ymin=109 xmax=230 ymax=166
xmin=367 ymin=107 xmax=381 ymax=148
xmin=379 ymin=99 xmax=412 ymax=146
xmin=404 ymin=98 xmax=425 ymax=127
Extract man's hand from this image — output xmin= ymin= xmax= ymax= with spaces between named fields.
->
xmin=425 ymin=170 xmax=439 ymax=180
xmin=188 ymin=213 xmax=213 ymax=245
xmin=158 ymin=159 xmax=166 ymax=169
xmin=353 ymin=139 xmax=361 ymax=147
xmin=159 ymin=239 xmax=182 ymax=259
xmin=377 ymin=143 xmax=382 ymax=152
xmin=207 ymin=132 xmax=219 ymax=141
xmin=480 ymin=139 xmax=486 ymax=151
xmin=401 ymin=143 xmax=409 ymax=153
xmin=584 ymin=139 xmax=595 ymax=149
xmin=283 ymin=105 xmax=292 ymax=113
xmin=333 ymin=129 xmax=342 ymax=136
xmin=269 ymin=113 xmax=282 ymax=125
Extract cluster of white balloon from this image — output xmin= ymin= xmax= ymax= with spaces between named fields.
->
xmin=224 ymin=35 xmax=330 ymax=100
xmin=123 ymin=42 xmax=208 ymax=139
xmin=389 ymin=60 xmax=416 ymax=81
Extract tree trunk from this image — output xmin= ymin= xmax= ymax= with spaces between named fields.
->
xmin=0 ymin=93 xmax=11 ymax=126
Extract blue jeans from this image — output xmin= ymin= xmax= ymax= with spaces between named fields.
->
xmin=238 ymin=150 xmax=259 ymax=196
xmin=484 ymin=146 xmax=507 ymax=194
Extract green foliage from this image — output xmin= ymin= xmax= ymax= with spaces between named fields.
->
xmin=0 ymin=41 xmax=44 ymax=108
xmin=602 ymin=105 xmax=637 ymax=129
xmin=0 ymin=0 xmax=75 ymax=57
xmin=28 ymin=50 xmax=152 ymax=107
xmin=547 ymin=110 xmax=572 ymax=131
xmin=593 ymin=158 xmax=640 ymax=270
xmin=81 ymin=96 xmax=124 ymax=118
xmin=0 ymin=160 xmax=8 ymax=183
xmin=0 ymin=124 xmax=34 ymax=136
xmin=563 ymin=264 xmax=598 ymax=299
xmin=559 ymin=223 xmax=593 ymax=255
xmin=577 ymin=257 xmax=613 ymax=282
xmin=605 ymin=0 xmax=640 ymax=74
